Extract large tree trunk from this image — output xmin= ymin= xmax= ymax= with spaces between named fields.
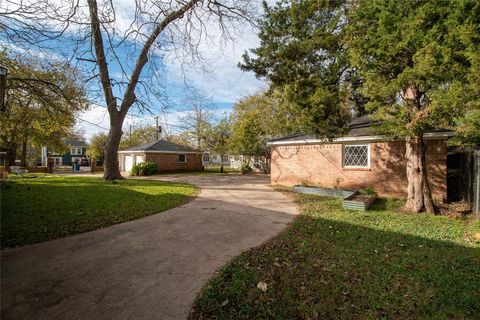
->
xmin=7 ymin=143 xmax=16 ymax=167
xmin=103 ymin=121 xmax=124 ymax=180
xmin=20 ymin=136 xmax=27 ymax=167
xmin=404 ymin=134 xmax=438 ymax=213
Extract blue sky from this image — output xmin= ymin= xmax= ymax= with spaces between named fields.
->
xmin=76 ymin=28 xmax=267 ymax=140
xmin=77 ymin=30 xmax=266 ymax=139
xmin=72 ymin=3 xmax=271 ymax=140
xmin=2 ymin=0 xmax=272 ymax=141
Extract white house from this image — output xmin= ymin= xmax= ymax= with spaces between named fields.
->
xmin=202 ymin=152 xmax=270 ymax=173
xmin=202 ymin=152 xmax=231 ymax=166
xmin=230 ymin=155 xmax=270 ymax=173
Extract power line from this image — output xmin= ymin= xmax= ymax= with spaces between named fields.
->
xmin=77 ymin=117 xmax=109 ymax=131
xmin=77 ymin=103 xmax=189 ymax=133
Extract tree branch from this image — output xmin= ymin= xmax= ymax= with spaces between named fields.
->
xmin=120 ymin=0 xmax=202 ymax=116
xmin=87 ymin=0 xmax=117 ymax=115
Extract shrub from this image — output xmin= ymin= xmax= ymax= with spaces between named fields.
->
xmin=362 ymin=187 xmax=377 ymax=196
xmin=241 ymin=164 xmax=252 ymax=174
xmin=130 ymin=162 xmax=158 ymax=176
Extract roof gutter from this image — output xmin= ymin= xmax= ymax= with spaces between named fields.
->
xmin=267 ymin=132 xmax=455 ymax=146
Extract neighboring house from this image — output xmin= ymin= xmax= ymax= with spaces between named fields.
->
xmin=267 ymin=116 xmax=453 ymax=199
xmin=118 ymin=139 xmax=203 ymax=172
xmin=230 ymin=155 xmax=270 ymax=173
xmin=41 ymin=140 xmax=87 ymax=166
xmin=202 ymin=152 xmax=270 ymax=173
xmin=202 ymin=152 xmax=231 ymax=166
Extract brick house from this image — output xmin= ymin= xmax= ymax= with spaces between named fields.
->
xmin=267 ymin=117 xmax=453 ymax=199
xmin=118 ymin=140 xmax=203 ymax=173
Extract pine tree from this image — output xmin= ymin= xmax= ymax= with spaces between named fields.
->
xmin=240 ymin=0 xmax=363 ymax=138
xmin=347 ymin=0 xmax=480 ymax=213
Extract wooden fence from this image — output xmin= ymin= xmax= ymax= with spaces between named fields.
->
xmin=473 ymin=150 xmax=479 ymax=218
xmin=447 ymin=148 xmax=479 ymax=219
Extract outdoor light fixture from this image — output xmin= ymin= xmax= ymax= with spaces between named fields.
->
xmin=0 ymin=65 xmax=7 ymax=112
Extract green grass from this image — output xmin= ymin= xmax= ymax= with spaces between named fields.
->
xmin=1 ymin=174 xmax=198 ymax=248
xmin=190 ymin=189 xmax=480 ymax=319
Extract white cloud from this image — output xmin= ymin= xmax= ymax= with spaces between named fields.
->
xmin=163 ymin=20 xmax=267 ymax=103
xmin=7 ymin=0 xmax=268 ymax=139
xmin=76 ymin=104 xmax=140 ymax=141
xmin=77 ymin=102 xmax=235 ymax=141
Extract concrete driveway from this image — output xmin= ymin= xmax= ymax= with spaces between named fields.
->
xmin=1 ymin=175 xmax=297 ymax=320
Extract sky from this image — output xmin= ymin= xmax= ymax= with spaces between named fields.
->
xmin=72 ymin=1 xmax=272 ymax=141
xmin=2 ymin=0 xmax=274 ymax=141
xmin=77 ymin=30 xmax=267 ymax=140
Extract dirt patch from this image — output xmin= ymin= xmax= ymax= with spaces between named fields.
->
xmin=438 ymin=201 xmax=472 ymax=218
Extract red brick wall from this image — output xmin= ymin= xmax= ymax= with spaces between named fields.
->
xmin=271 ymin=139 xmax=447 ymax=199
xmin=145 ymin=153 xmax=203 ymax=172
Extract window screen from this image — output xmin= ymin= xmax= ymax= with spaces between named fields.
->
xmin=178 ymin=154 xmax=186 ymax=163
xmin=343 ymin=144 xmax=369 ymax=168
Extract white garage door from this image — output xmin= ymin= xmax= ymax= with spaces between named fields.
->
xmin=124 ymin=156 xmax=133 ymax=172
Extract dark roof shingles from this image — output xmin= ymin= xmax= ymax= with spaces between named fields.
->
xmin=122 ymin=139 xmax=197 ymax=153
xmin=269 ymin=115 xmax=452 ymax=143
xmin=269 ymin=116 xmax=373 ymax=142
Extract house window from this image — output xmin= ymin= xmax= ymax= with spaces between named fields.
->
xmin=253 ymin=156 xmax=260 ymax=168
xmin=71 ymin=148 xmax=82 ymax=155
xmin=221 ymin=155 xmax=229 ymax=162
xmin=212 ymin=155 xmax=217 ymax=160
xmin=178 ymin=154 xmax=186 ymax=163
xmin=343 ymin=144 xmax=370 ymax=168
xmin=203 ymin=153 xmax=210 ymax=162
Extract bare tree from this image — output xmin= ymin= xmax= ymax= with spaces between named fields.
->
xmin=176 ymin=86 xmax=215 ymax=149
xmin=1 ymin=0 xmax=256 ymax=179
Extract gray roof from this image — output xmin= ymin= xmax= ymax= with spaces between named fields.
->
xmin=269 ymin=116 xmax=373 ymax=143
xmin=66 ymin=139 xmax=87 ymax=147
xmin=269 ymin=115 xmax=453 ymax=143
xmin=121 ymin=139 xmax=199 ymax=153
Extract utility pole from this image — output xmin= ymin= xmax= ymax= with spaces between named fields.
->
xmin=154 ymin=116 xmax=159 ymax=140
xmin=0 ymin=65 xmax=7 ymax=112
xmin=129 ymin=124 xmax=132 ymax=147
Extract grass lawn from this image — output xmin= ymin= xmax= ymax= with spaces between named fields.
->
xmin=190 ymin=188 xmax=480 ymax=319
xmin=1 ymin=174 xmax=198 ymax=248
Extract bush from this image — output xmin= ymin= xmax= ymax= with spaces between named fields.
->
xmin=130 ymin=162 xmax=158 ymax=176
xmin=241 ymin=164 xmax=252 ymax=174
xmin=362 ymin=187 xmax=377 ymax=196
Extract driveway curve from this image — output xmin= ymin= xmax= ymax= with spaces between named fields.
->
xmin=1 ymin=175 xmax=297 ymax=320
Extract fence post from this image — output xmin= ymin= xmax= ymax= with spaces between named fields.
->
xmin=47 ymin=158 xmax=54 ymax=174
xmin=473 ymin=150 xmax=480 ymax=219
